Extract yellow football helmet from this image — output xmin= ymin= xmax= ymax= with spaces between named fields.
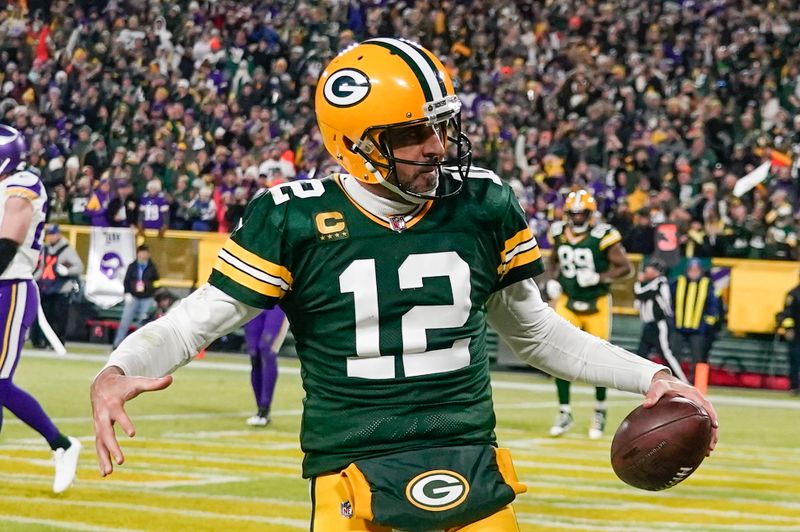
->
xmin=315 ymin=38 xmax=471 ymax=200
xmin=564 ymin=190 xmax=598 ymax=234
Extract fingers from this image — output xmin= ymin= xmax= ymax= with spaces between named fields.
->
xmin=126 ymin=375 xmax=173 ymax=401
xmin=115 ymin=409 xmax=137 ymax=438
xmin=93 ymin=408 xmax=125 ymax=477
xmin=645 ymin=375 xmax=720 ymax=454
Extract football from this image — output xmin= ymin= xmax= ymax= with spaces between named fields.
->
xmin=610 ymin=395 xmax=713 ymax=491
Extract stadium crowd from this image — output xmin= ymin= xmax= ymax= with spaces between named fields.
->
xmin=2 ymin=0 xmax=800 ymax=259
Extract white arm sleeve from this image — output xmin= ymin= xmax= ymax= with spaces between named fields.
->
xmin=103 ymin=283 xmax=262 ymax=378
xmin=486 ymin=278 xmax=668 ymax=395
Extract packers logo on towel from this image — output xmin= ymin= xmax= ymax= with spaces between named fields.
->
xmin=405 ymin=470 xmax=469 ymax=512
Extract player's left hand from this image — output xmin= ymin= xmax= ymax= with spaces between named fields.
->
xmin=643 ymin=370 xmax=719 ymax=455
xmin=576 ymin=269 xmax=601 ymax=287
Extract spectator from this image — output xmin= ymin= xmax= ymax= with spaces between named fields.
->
xmin=68 ymin=176 xmax=93 ymax=226
xmin=84 ymin=178 xmax=112 ymax=227
xmin=108 ymin=179 xmax=139 ymax=228
xmin=138 ymin=179 xmax=170 ymax=237
xmin=112 ymin=245 xmax=160 ymax=349
xmin=622 ymin=208 xmax=656 ymax=255
xmin=670 ymin=259 xmax=721 ymax=394
xmin=186 ymin=186 xmax=216 ymax=232
xmin=32 ymin=224 xmax=83 ymax=349
xmin=145 ymin=288 xmax=179 ymax=323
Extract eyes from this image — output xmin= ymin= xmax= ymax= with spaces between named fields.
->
xmin=387 ymin=123 xmax=446 ymax=149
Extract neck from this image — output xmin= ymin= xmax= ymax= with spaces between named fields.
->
xmin=343 ymin=175 xmax=422 ymax=218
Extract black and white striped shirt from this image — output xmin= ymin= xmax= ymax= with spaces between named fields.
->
xmin=633 ymin=276 xmax=673 ymax=323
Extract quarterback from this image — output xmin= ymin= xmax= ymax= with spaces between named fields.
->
xmin=91 ymin=39 xmax=717 ymax=531
xmin=545 ymin=190 xmax=633 ymax=440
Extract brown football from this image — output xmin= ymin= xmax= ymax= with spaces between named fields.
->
xmin=610 ymin=395 xmax=712 ymax=491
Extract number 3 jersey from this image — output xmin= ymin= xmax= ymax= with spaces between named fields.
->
xmin=209 ymin=169 xmax=544 ymax=477
xmin=550 ymin=221 xmax=622 ymax=302
xmin=0 ymin=170 xmax=47 ymax=280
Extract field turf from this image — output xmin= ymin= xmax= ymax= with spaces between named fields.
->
xmin=1 ymin=345 xmax=799 ymax=531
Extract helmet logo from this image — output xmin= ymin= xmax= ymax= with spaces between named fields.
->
xmin=323 ymin=68 xmax=371 ymax=107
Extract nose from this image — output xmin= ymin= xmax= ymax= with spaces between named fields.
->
xmin=422 ymin=127 xmax=445 ymax=160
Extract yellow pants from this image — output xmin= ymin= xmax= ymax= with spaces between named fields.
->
xmin=310 ymin=472 xmax=520 ymax=531
xmin=555 ymin=293 xmax=611 ymax=340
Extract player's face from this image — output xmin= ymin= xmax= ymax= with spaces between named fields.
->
xmin=568 ymin=210 xmax=590 ymax=229
xmin=386 ymin=123 xmax=446 ymax=196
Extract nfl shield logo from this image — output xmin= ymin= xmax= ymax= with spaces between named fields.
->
xmin=340 ymin=500 xmax=353 ymax=519
xmin=389 ymin=216 xmax=406 ymax=233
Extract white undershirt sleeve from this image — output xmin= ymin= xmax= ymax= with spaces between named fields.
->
xmin=486 ymin=278 xmax=668 ymax=395
xmin=103 ymin=283 xmax=262 ymax=378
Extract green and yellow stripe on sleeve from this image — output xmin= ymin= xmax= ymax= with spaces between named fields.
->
xmin=210 ymin=239 xmax=292 ymax=305
xmin=497 ymin=227 xmax=544 ymax=289
xmin=598 ymin=228 xmax=622 ymax=251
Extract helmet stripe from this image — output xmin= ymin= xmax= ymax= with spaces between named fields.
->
xmin=364 ymin=38 xmax=445 ymax=102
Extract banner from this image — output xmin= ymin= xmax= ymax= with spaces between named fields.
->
xmin=733 ymin=161 xmax=771 ymax=197
xmin=84 ymin=227 xmax=136 ymax=309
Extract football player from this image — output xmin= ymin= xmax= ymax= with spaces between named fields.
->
xmin=545 ymin=190 xmax=633 ymax=439
xmin=243 ymin=307 xmax=289 ymax=427
xmin=92 ymin=40 xmax=717 ymax=530
xmin=0 ymin=124 xmax=82 ymax=493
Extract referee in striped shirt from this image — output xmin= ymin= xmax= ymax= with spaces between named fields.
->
xmin=633 ymin=258 xmax=689 ymax=383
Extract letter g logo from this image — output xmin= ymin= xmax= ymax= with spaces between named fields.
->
xmin=323 ymin=69 xmax=371 ymax=107
xmin=405 ymin=470 xmax=469 ymax=512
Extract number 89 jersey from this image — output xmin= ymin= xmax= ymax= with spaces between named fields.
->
xmin=550 ymin=221 xmax=622 ymax=302
xmin=209 ymin=170 xmax=544 ymax=477
xmin=0 ymin=170 xmax=47 ymax=280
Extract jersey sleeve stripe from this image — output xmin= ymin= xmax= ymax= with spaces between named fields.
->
xmin=212 ymin=257 xmax=285 ymax=298
xmin=4 ymin=187 xmax=39 ymax=201
xmin=599 ymin=231 xmax=622 ymax=251
xmin=218 ymin=249 xmax=289 ymax=290
xmin=499 ymin=228 xmax=535 ymax=269
xmin=499 ymin=246 xmax=542 ymax=278
xmin=222 ymin=239 xmax=293 ymax=285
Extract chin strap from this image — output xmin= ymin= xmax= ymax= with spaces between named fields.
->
xmin=0 ymin=238 xmax=19 ymax=276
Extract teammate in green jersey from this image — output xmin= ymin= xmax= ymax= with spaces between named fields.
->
xmin=545 ymin=190 xmax=633 ymax=440
xmin=91 ymin=38 xmax=717 ymax=531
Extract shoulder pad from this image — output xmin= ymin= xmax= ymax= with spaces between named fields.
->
xmin=4 ymin=170 xmax=42 ymax=188
xmin=590 ymin=223 xmax=611 ymax=239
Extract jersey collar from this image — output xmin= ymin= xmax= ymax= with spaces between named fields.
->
xmin=335 ymin=174 xmax=433 ymax=231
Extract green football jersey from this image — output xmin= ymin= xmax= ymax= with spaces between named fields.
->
xmin=550 ymin=221 xmax=621 ymax=302
xmin=209 ymin=168 xmax=544 ymax=478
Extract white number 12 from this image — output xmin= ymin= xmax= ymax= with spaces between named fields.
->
xmin=339 ymin=251 xmax=472 ymax=379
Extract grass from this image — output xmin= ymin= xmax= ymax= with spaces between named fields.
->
xmin=1 ymin=345 xmax=799 ymax=531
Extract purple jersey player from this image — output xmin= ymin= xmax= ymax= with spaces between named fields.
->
xmin=243 ymin=307 xmax=288 ymax=427
xmin=0 ymin=125 xmax=81 ymax=493
xmin=138 ymin=179 xmax=170 ymax=234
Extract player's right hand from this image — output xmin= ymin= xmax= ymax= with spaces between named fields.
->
xmin=91 ymin=366 xmax=173 ymax=476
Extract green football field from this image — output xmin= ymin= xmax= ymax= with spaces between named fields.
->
xmin=1 ymin=345 xmax=799 ymax=531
